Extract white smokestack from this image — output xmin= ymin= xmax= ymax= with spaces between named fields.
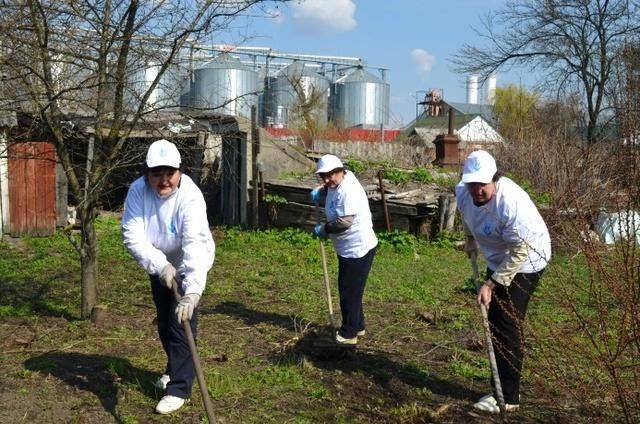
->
xmin=467 ymin=75 xmax=479 ymax=104
xmin=486 ymin=73 xmax=497 ymax=105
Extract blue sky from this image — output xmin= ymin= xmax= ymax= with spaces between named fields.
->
xmin=218 ymin=0 xmax=536 ymax=128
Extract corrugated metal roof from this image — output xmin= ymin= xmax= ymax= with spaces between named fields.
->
xmin=443 ymin=101 xmax=494 ymax=122
xmin=198 ymin=53 xmax=253 ymax=71
xmin=410 ymin=127 xmax=441 ymax=144
xmin=276 ymin=61 xmax=326 ymax=79
xmin=412 ymin=114 xmax=475 ymax=130
xmin=335 ymin=68 xmax=386 ymax=84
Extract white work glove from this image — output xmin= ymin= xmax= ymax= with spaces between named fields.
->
xmin=175 ymin=293 xmax=201 ymax=323
xmin=160 ymin=264 xmax=177 ymax=289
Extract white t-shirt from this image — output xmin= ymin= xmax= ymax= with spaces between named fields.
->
xmin=122 ymin=174 xmax=215 ymax=296
xmin=325 ymin=171 xmax=378 ymax=258
xmin=456 ymin=177 xmax=551 ymax=274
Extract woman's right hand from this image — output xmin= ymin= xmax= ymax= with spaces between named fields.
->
xmin=160 ymin=264 xmax=177 ymax=289
xmin=477 ymin=280 xmax=495 ymax=308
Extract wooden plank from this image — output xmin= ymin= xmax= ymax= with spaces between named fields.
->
xmin=34 ymin=143 xmax=46 ymax=235
xmin=7 ymin=143 xmax=18 ymax=236
xmin=25 ymin=143 xmax=37 ymax=235
xmin=34 ymin=142 xmax=56 ymax=236
xmin=370 ymin=201 xmax=417 ymax=216
xmin=263 ymin=183 xmax=420 ymax=216
xmin=45 ymin=143 xmax=57 ymax=234
xmin=9 ymin=143 xmax=26 ymax=236
xmin=264 ymin=201 xmax=415 ymax=233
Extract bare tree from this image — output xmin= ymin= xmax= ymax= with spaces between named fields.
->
xmin=451 ymin=0 xmax=640 ymax=143
xmin=0 ymin=0 xmax=287 ymax=319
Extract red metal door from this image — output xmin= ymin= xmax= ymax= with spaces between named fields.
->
xmin=8 ymin=142 xmax=57 ymax=236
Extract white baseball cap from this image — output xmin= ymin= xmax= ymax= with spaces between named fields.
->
xmin=146 ymin=139 xmax=181 ymax=169
xmin=461 ymin=150 xmax=497 ymax=184
xmin=315 ymin=154 xmax=344 ymax=174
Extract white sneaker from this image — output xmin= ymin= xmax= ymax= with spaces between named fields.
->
xmin=155 ymin=395 xmax=185 ymax=414
xmin=473 ymin=394 xmax=519 ymax=414
xmin=357 ymin=329 xmax=366 ymax=337
xmin=336 ymin=333 xmax=358 ymax=345
xmin=154 ymin=374 xmax=170 ymax=390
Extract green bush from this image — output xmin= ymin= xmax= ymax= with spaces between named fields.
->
xmin=377 ymin=230 xmax=417 ymax=252
xmin=264 ymin=194 xmax=287 ymax=204
xmin=432 ymin=230 xmax=464 ymax=249
xmin=384 ymin=168 xmax=411 ymax=185
xmin=413 ymin=167 xmax=433 ymax=184
xmin=274 ymin=228 xmax=315 ymax=247
xmin=343 ymin=157 xmax=366 ymax=174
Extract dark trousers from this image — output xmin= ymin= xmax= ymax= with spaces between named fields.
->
xmin=486 ymin=268 xmax=543 ymax=404
xmin=337 ymin=247 xmax=376 ymax=338
xmin=150 ymin=275 xmax=198 ymax=399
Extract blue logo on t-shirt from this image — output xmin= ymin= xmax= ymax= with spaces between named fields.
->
xmin=168 ymin=220 xmax=177 ymax=235
xmin=482 ymin=223 xmax=492 ymax=236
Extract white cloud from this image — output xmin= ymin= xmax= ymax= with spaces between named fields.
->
xmin=291 ymin=0 xmax=357 ymax=35
xmin=411 ymin=48 xmax=436 ymax=76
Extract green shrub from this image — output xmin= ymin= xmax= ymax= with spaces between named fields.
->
xmin=384 ymin=168 xmax=411 ymax=185
xmin=413 ymin=167 xmax=433 ymax=184
xmin=432 ymin=230 xmax=464 ymax=249
xmin=264 ymin=194 xmax=287 ymax=204
xmin=343 ymin=157 xmax=366 ymax=174
xmin=275 ymin=228 xmax=315 ymax=247
xmin=377 ymin=230 xmax=417 ymax=252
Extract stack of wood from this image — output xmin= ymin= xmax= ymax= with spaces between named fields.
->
xmin=258 ymin=176 xmax=455 ymax=238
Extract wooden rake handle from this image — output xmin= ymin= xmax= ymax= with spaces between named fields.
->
xmin=171 ymin=279 xmax=217 ymax=423
xmin=314 ymin=199 xmax=337 ymax=335
xmin=469 ymin=251 xmax=507 ymax=416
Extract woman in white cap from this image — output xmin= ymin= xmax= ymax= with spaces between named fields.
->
xmin=122 ymin=139 xmax=215 ymax=415
xmin=456 ymin=150 xmax=551 ymax=414
xmin=310 ymin=154 xmax=378 ymax=345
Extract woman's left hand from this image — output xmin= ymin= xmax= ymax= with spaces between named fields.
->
xmin=310 ymin=185 xmax=324 ymax=203
xmin=477 ymin=280 xmax=495 ymax=308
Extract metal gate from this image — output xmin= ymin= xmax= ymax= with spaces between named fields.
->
xmin=8 ymin=142 xmax=57 ymax=236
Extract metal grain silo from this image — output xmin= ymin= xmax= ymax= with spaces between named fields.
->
xmin=124 ymin=58 xmax=189 ymax=112
xmin=264 ymin=61 xmax=329 ymax=128
xmin=191 ymin=54 xmax=257 ymax=118
xmin=330 ymin=67 xmax=389 ymax=128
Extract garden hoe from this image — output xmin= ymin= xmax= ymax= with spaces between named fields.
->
xmin=171 ymin=278 xmax=216 ymax=423
xmin=469 ymin=251 xmax=507 ymax=417
xmin=312 ymin=200 xmax=354 ymax=356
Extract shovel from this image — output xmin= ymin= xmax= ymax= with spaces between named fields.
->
xmin=469 ymin=250 xmax=507 ymax=416
xmin=314 ymin=199 xmax=337 ymax=338
xmin=171 ymin=279 xmax=216 ymax=423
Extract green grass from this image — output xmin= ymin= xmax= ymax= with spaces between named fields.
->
xmin=0 ymin=215 xmax=620 ymax=422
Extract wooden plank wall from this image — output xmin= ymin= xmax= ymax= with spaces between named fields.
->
xmin=8 ymin=142 xmax=57 ymax=236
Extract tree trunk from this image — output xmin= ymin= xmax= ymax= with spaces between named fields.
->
xmin=79 ymin=204 xmax=98 ymax=319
